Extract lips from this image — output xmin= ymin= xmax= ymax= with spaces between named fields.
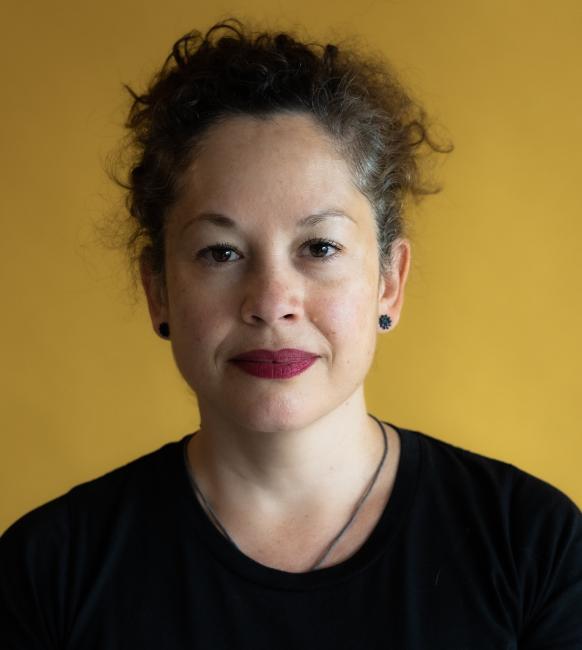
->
xmin=230 ymin=349 xmax=319 ymax=379
xmin=231 ymin=348 xmax=318 ymax=363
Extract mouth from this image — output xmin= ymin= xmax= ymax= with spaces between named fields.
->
xmin=230 ymin=348 xmax=319 ymax=363
xmin=230 ymin=353 xmax=318 ymax=379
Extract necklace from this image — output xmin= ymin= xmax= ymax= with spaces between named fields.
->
xmin=182 ymin=413 xmax=388 ymax=571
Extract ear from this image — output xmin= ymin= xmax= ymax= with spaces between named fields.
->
xmin=139 ymin=249 xmax=169 ymax=338
xmin=377 ymin=238 xmax=411 ymax=331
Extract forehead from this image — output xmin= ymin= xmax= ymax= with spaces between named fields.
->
xmin=195 ymin=111 xmax=342 ymax=171
xmin=170 ymin=112 xmax=368 ymax=227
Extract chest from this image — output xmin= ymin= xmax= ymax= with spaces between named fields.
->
xmin=65 ymin=543 xmax=520 ymax=650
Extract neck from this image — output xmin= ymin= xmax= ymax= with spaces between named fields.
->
xmin=187 ymin=388 xmax=387 ymax=517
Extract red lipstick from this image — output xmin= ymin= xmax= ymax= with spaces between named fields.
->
xmin=230 ymin=348 xmax=319 ymax=379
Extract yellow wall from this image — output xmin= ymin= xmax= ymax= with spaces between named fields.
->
xmin=1 ymin=0 xmax=581 ymax=531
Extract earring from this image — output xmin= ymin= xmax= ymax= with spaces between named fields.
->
xmin=379 ymin=314 xmax=392 ymax=330
xmin=159 ymin=322 xmax=170 ymax=338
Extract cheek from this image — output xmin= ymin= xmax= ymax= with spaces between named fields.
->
xmin=169 ymin=298 xmax=230 ymax=386
xmin=170 ymin=285 xmax=229 ymax=348
xmin=312 ymin=282 xmax=376 ymax=342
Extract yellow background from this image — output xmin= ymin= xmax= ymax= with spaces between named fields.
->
xmin=1 ymin=0 xmax=581 ymax=532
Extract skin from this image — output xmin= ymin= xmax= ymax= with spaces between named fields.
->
xmin=141 ymin=112 xmax=411 ymax=570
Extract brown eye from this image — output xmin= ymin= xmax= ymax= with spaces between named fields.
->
xmin=310 ymin=242 xmax=331 ymax=257
xmin=197 ymin=243 xmax=241 ymax=266
xmin=211 ymin=248 xmax=234 ymax=263
xmin=303 ymin=238 xmax=342 ymax=262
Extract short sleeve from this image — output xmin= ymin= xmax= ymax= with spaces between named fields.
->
xmin=513 ymin=472 xmax=582 ymax=649
xmin=0 ymin=495 xmax=71 ymax=650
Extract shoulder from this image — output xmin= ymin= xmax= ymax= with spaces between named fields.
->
xmin=401 ymin=425 xmax=580 ymax=521
xmin=0 ymin=434 xmax=187 ymax=639
xmin=399 ymin=426 xmax=582 ymax=640
xmin=397 ymin=425 xmax=581 ymax=570
xmin=1 ymin=436 xmax=186 ymax=645
xmin=1 ymin=436 xmax=183 ymax=551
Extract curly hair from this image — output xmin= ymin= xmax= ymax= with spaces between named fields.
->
xmin=110 ymin=18 xmax=451 ymax=293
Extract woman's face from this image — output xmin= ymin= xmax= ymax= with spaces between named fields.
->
xmin=142 ymin=112 xmax=410 ymax=432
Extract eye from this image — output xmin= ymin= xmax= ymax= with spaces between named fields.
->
xmin=196 ymin=242 xmax=242 ymax=266
xmin=195 ymin=238 xmax=343 ymax=267
xmin=302 ymin=238 xmax=342 ymax=262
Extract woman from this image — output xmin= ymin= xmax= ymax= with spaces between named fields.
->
xmin=2 ymin=18 xmax=581 ymax=649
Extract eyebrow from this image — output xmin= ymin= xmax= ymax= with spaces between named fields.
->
xmin=179 ymin=209 xmax=356 ymax=235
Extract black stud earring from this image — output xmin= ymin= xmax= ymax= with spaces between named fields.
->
xmin=379 ymin=314 xmax=392 ymax=330
xmin=159 ymin=322 xmax=170 ymax=338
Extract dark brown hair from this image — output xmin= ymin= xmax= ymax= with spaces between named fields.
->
xmin=109 ymin=18 xmax=451 ymax=294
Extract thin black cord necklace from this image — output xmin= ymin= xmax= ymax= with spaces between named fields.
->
xmin=182 ymin=413 xmax=388 ymax=571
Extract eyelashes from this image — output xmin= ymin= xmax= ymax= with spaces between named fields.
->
xmin=195 ymin=238 xmax=343 ymax=267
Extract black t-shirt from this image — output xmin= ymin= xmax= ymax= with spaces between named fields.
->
xmin=2 ymin=423 xmax=581 ymax=649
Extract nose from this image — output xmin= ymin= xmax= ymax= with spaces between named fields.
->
xmin=240 ymin=263 xmax=304 ymax=326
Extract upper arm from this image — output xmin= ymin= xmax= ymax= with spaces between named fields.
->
xmin=514 ymin=475 xmax=582 ymax=648
xmin=0 ymin=497 xmax=71 ymax=650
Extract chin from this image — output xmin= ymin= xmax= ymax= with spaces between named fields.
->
xmin=218 ymin=392 xmax=327 ymax=434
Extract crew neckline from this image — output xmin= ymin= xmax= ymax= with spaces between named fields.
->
xmin=175 ymin=420 xmax=421 ymax=591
